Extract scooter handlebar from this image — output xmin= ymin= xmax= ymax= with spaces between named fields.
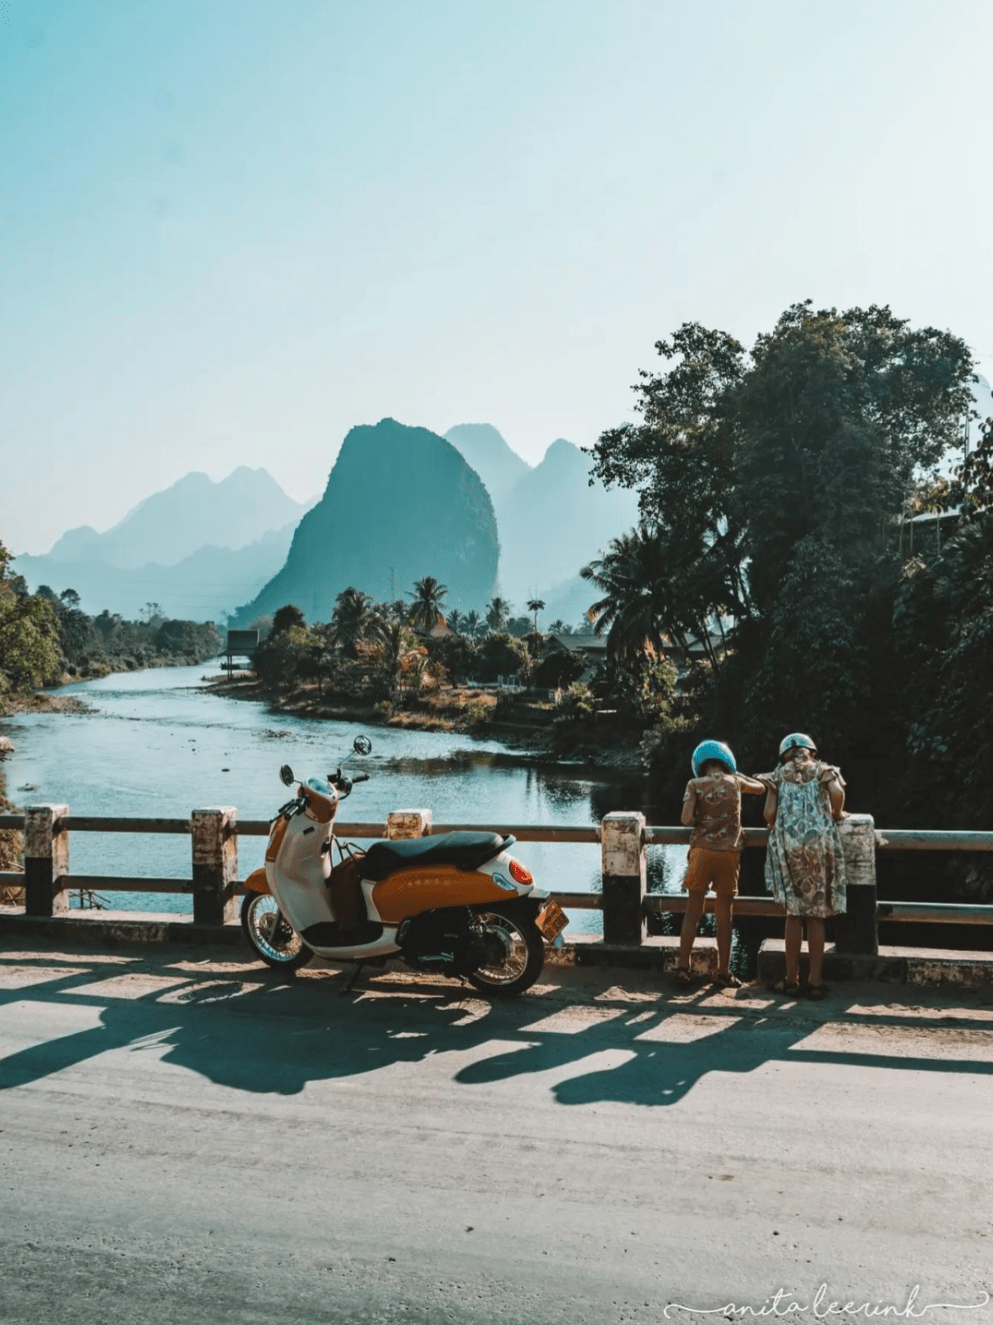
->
xmin=351 ymin=773 xmax=370 ymax=784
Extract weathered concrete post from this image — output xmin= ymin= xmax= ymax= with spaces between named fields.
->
xmin=836 ymin=813 xmax=878 ymax=955
xmin=191 ymin=807 xmax=238 ymax=926
xmin=24 ymin=804 xmax=70 ymax=917
xmin=387 ymin=810 xmax=433 ymax=839
xmin=601 ymin=812 xmax=646 ymax=945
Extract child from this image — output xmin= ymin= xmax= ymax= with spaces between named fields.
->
xmin=762 ymin=732 xmax=847 ymax=1000
xmin=676 ymin=740 xmax=767 ymax=988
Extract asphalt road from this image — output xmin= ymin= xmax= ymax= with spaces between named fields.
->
xmin=1 ymin=940 xmax=991 ymax=1325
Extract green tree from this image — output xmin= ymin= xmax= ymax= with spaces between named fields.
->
xmin=484 ymin=597 xmax=511 ymax=633
xmin=271 ymin=604 xmax=307 ymax=636
xmin=0 ymin=541 xmax=61 ymax=703
xmin=526 ymin=597 xmax=545 ymax=633
xmin=586 ymin=303 xmax=976 ymax=762
xmin=329 ymin=588 xmax=383 ymax=658
xmin=407 ymin=576 xmax=448 ymax=635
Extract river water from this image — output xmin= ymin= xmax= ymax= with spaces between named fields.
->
xmin=2 ymin=665 xmax=686 ymax=929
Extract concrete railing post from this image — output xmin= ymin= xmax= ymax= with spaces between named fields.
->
xmin=837 ymin=813 xmax=878 ymax=955
xmin=191 ymin=807 xmax=238 ymax=926
xmin=600 ymin=812 xmax=647 ymax=945
xmin=24 ymin=804 xmax=70 ymax=917
xmin=387 ymin=810 xmax=433 ymax=839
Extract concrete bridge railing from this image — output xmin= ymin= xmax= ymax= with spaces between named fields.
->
xmin=2 ymin=808 xmax=993 ymax=955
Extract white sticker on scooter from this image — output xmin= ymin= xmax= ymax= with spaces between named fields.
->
xmin=491 ymin=873 xmax=517 ymax=892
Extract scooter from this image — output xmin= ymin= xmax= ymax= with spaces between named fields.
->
xmin=241 ymin=737 xmax=568 ymax=996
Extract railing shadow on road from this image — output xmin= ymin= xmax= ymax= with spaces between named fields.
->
xmin=1 ymin=948 xmax=992 ymax=1107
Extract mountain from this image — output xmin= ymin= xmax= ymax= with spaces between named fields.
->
xmin=443 ymin=423 xmax=531 ymax=507
xmin=14 ymin=524 xmax=300 ymax=621
xmin=233 ymin=419 xmax=499 ymax=624
xmin=47 ymin=467 xmax=310 ymax=569
xmin=490 ymin=438 xmax=639 ymax=610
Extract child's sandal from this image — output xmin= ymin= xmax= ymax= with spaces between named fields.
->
xmin=674 ymin=967 xmax=694 ymax=986
xmin=768 ymin=977 xmax=801 ymax=995
xmin=807 ymin=983 xmax=829 ymax=1001
xmin=713 ymin=971 xmax=742 ymax=989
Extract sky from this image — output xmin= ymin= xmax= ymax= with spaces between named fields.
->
xmin=2 ymin=0 xmax=992 ymax=555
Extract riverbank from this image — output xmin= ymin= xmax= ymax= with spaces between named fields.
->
xmin=200 ymin=673 xmax=647 ymax=769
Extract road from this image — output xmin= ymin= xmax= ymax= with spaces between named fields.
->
xmin=1 ymin=939 xmax=991 ymax=1325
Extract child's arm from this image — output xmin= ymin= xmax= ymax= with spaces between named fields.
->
xmin=820 ymin=766 xmax=847 ymax=821
xmin=680 ymin=781 xmax=698 ymax=828
xmin=763 ymin=784 xmax=778 ymax=827
xmin=737 ymin=774 xmax=769 ymax=796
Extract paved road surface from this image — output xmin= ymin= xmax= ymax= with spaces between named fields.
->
xmin=1 ymin=940 xmax=991 ymax=1325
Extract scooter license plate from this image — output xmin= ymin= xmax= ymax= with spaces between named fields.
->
xmin=536 ymin=899 xmax=569 ymax=941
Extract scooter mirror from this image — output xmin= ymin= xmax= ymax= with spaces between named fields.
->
xmin=279 ymin=764 xmax=295 ymax=786
xmin=353 ymin=735 xmax=372 ymax=756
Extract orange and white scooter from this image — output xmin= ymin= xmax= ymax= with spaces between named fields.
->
xmin=241 ymin=737 xmax=567 ymax=996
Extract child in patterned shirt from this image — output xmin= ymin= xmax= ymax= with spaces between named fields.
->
xmin=676 ymin=740 xmax=767 ymax=988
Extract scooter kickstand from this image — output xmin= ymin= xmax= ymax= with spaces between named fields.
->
xmin=341 ymin=963 xmax=365 ymax=996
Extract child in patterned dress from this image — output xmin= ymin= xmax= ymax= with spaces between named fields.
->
xmin=763 ymin=732 xmax=847 ymax=1000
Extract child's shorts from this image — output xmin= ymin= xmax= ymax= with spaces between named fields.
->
xmin=683 ymin=846 xmax=741 ymax=897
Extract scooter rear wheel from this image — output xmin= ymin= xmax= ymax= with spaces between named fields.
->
xmin=241 ymin=893 xmax=313 ymax=972
xmin=468 ymin=908 xmax=544 ymax=997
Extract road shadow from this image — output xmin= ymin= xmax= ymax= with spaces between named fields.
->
xmin=1 ymin=944 xmax=991 ymax=1106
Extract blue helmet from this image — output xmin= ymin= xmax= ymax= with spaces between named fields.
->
xmin=779 ymin=732 xmax=817 ymax=759
xmin=691 ymin=740 xmax=737 ymax=777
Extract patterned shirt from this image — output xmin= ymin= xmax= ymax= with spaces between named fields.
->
xmin=682 ymin=771 xmax=765 ymax=852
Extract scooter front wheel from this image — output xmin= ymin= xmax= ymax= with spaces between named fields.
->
xmin=468 ymin=908 xmax=544 ymax=997
xmin=241 ymin=893 xmax=313 ymax=972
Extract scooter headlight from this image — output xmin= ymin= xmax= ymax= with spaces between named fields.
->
xmin=508 ymin=858 xmax=533 ymax=885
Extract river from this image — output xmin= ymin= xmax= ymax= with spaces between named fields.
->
xmin=2 ymin=665 xmax=686 ymax=929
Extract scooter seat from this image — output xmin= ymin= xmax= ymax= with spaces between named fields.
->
xmin=361 ymin=831 xmax=514 ymax=882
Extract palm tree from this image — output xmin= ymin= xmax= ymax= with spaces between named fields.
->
xmin=407 ymin=576 xmax=448 ymax=635
xmin=463 ymin=610 xmax=484 ymax=640
xmin=485 ymin=596 xmax=511 ymax=634
xmin=580 ymin=526 xmax=687 ymax=669
xmin=329 ymin=587 xmax=383 ymax=657
xmin=526 ymin=597 xmax=545 ymax=633
xmin=447 ymin=609 xmax=466 ymax=635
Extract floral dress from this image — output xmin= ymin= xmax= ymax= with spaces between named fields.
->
xmin=764 ymin=761 xmax=847 ymax=918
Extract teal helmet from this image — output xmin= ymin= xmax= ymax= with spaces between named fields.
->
xmin=691 ymin=740 xmax=737 ymax=777
xmin=779 ymin=732 xmax=817 ymax=760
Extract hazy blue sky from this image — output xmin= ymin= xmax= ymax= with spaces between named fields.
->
xmin=2 ymin=0 xmax=991 ymax=554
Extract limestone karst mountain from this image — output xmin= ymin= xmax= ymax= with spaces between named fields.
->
xmin=233 ymin=419 xmax=499 ymax=624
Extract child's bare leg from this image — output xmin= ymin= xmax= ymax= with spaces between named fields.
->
xmin=679 ymin=891 xmax=706 ymax=968
xmin=784 ymin=914 xmax=802 ymax=985
xmin=807 ymin=918 xmax=826 ymax=986
xmin=714 ymin=893 xmax=734 ymax=975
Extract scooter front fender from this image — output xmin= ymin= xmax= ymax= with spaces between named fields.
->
xmin=243 ymin=866 xmax=270 ymax=894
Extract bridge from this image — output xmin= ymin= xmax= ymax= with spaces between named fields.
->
xmin=2 ymin=805 xmax=992 ymax=987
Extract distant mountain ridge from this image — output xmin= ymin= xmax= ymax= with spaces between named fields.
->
xmin=443 ymin=423 xmax=531 ymax=506
xmin=47 ymin=467 xmax=311 ymax=568
xmin=15 ymin=467 xmax=314 ymax=620
xmin=443 ymin=426 xmax=638 ymax=620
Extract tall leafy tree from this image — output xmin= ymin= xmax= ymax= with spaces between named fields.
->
xmin=328 ymin=588 xmax=384 ymax=658
xmin=407 ymin=576 xmax=448 ymax=635
xmin=485 ymin=597 xmax=511 ymax=633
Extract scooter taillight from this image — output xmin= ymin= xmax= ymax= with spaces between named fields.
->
xmin=508 ymin=859 xmax=533 ymax=885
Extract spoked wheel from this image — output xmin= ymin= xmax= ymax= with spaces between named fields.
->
xmin=468 ymin=908 xmax=544 ymax=998
xmin=241 ymin=893 xmax=313 ymax=972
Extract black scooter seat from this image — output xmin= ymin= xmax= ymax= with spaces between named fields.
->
xmin=362 ymin=831 xmax=514 ymax=882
